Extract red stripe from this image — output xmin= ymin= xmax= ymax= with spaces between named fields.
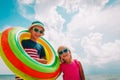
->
xmin=25 ymin=48 xmax=37 ymax=52
xmin=26 ymin=51 xmax=37 ymax=54
xmin=25 ymin=48 xmax=39 ymax=58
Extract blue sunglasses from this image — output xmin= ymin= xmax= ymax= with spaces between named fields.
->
xmin=33 ymin=28 xmax=44 ymax=34
xmin=58 ymin=48 xmax=69 ymax=55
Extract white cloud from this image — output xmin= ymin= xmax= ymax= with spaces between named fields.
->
xmin=59 ymin=1 xmax=120 ymax=67
xmin=68 ymin=5 xmax=120 ymax=38
xmin=81 ymin=33 xmax=120 ymax=66
xmin=17 ymin=0 xmax=63 ymax=21
xmin=60 ymin=0 xmax=109 ymax=14
xmin=17 ymin=0 xmax=35 ymax=20
xmin=18 ymin=0 xmax=34 ymax=4
xmin=60 ymin=0 xmax=80 ymax=13
xmin=34 ymin=0 xmax=62 ymax=21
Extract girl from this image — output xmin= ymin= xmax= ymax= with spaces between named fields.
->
xmin=57 ymin=46 xmax=85 ymax=80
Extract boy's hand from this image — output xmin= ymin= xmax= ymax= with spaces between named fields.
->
xmin=35 ymin=58 xmax=47 ymax=64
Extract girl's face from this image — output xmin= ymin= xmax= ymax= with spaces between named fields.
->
xmin=30 ymin=26 xmax=44 ymax=41
xmin=58 ymin=48 xmax=71 ymax=63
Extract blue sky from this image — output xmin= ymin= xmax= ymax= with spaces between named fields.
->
xmin=0 ymin=0 xmax=120 ymax=76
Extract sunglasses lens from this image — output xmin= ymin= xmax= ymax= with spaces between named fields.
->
xmin=34 ymin=28 xmax=39 ymax=32
xmin=59 ymin=51 xmax=63 ymax=55
xmin=40 ymin=30 xmax=43 ymax=34
xmin=59 ymin=48 xmax=68 ymax=55
xmin=64 ymin=49 xmax=68 ymax=53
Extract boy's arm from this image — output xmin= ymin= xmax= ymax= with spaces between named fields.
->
xmin=35 ymin=58 xmax=47 ymax=64
xmin=36 ymin=46 xmax=47 ymax=64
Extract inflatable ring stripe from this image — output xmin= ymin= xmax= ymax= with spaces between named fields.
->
xmin=0 ymin=27 xmax=60 ymax=79
xmin=0 ymin=32 xmax=1 ymax=56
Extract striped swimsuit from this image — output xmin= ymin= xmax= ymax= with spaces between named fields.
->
xmin=15 ymin=39 xmax=46 ymax=80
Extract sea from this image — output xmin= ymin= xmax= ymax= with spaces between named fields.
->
xmin=0 ymin=74 xmax=120 ymax=80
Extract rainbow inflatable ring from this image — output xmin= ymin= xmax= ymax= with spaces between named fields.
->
xmin=0 ymin=27 xmax=60 ymax=80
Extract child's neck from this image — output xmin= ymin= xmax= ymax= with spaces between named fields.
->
xmin=30 ymin=37 xmax=37 ymax=42
xmin=65 ymin=59 xmax=72 ymax=64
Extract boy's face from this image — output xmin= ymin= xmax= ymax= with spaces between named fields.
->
xmin=30 ymin=25 xmax=44 ymax=40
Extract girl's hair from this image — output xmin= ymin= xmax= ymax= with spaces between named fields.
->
xmin=57 ymin=46 xmax=72 ymax=63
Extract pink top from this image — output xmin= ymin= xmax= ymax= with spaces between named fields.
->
xmin=60 ymin=59 xmax=81 ymax=80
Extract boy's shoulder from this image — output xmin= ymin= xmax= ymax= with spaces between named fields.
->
xmin=22 ymin=39 xmax=30 ymax=42
xmin=21 ymin=39 xmax=32 ymax=45
xmin=22 ymin=39 xmax=34 ymax=43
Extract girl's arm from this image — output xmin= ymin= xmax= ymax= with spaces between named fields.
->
xmin=78 ymin=61 xmax=85 ymax=80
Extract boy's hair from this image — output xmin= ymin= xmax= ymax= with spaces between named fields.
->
xmin=28 ymin=21 xmax=45 ymax=31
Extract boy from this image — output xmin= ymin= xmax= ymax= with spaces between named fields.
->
xmin=15 ymin=21 xmax=47 ymax=80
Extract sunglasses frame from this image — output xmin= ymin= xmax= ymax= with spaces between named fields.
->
xmin=33 ymin=27 xmax=44 ymax=34
xmin=58 ymin=48 xmax=69 ymax=55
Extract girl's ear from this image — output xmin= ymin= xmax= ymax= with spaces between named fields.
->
xmin=61 ymin=58 xmax=64 ymax=63
xmin=61 ymin=58 xmax=65 ymax=63
xmin=59 ymin=56 xmax=64 ymax=63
